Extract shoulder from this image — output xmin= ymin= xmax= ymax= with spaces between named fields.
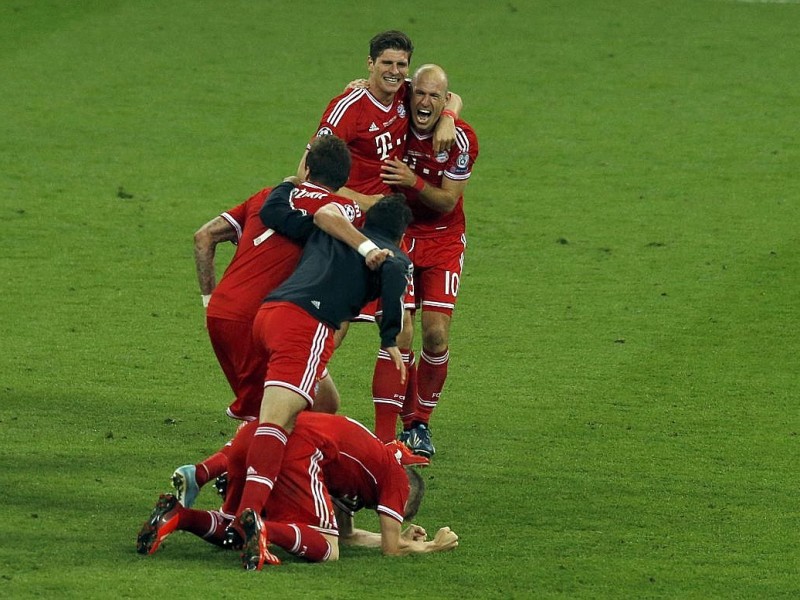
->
xmin=454 ymin=121 xmax=478 ymax=150
xmin=325 ymin=88 xmax=370 ymax=122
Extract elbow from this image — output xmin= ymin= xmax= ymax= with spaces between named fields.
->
xmin=193 ymin=227 xmax=211 ymax=251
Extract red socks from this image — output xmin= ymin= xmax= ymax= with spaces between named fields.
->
xmin=195 ymin=445 xmax=231 ymax=487
xmin=236 ymin=423 xmax=288 ymax=516
xmin=372 ymin=348 xmax=411 ymax=442
xmin=414 ymin=348 xmax=449 ymax=422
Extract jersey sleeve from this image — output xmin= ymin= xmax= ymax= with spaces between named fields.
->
xmin=220 ymin=199 xmax=250 ymax=242
xmin=376 ymin=458 xmax=410 ymax=524
xmin=443 ymin=123 xmax=479 ymax=182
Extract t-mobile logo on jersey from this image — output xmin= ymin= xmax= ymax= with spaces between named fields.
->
xmin=375 ymin=131 xmax=394 ymax=160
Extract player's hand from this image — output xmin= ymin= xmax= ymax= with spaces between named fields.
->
xmin=384 ymin=346 xmax=407 ymax=385
xmin=432 ymin=116 xmax=456 ymax=153
xmin=365 ymin=247 xmax=393 ymax=270
xmin=431 ymin=527 xmax=459 ymax=551
xmin=344 ymin=78 xmax=369 ymax=91
xmin=402 ymin=524 xmax=428 ymax=542
xmin=380 ymin=158 xmax=416 ymax=188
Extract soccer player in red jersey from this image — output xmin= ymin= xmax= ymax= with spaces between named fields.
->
xmin=136 ymin=412 xmax=458 ymax=568
xmin=379 ymin=64 xmax=480 ymax=457
xmin=172 ymin=135 xmax=363 ymax=506
xmin=296 ymin=31 xmax=464 ymax=447
xmin=224 ymin=194 xmax=416 ymax=569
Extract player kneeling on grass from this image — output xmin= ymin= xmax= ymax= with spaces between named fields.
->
xmin=136 ymin=412 xmax=458 ymax=568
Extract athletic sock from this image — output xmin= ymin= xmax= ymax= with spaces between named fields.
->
xmin=264 ymin=522 xmax=333 ymax=562
xmin=195 ymin=446 xmax=230 ymax=487
xmin=179 ymin=509 xmax=231 ymax=547
xmin=415 ymin=347 xmax=449 ymax=422
xmin=236 ymin=423 xmax=288 ymax=515
xmin=400 ymin=350 xmax=417 ymax=430
xmin=372 ymin=348 xmax=410 ymax=442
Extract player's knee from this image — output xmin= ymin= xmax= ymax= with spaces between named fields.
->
xmin=422 ymin=326 xmax=448 ymax=353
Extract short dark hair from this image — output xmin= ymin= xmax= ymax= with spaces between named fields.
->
xmin=306 ymin=135 xmax=351 ymax=190
xmin=369 ymin=30 xmax=414 ymax=62
xmin=364 ymin=194 xmax=412 ymax=242
xmin=403 ymin=467 xmax=426 ymax=521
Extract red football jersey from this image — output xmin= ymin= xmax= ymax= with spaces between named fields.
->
xmin=207 ymin=183 xmax=363 ymax=322
xmin=402 ymin=119 xmax=479 ymax=238
xmin=294 ymin=412 xmax=410 ymax=524
xmin=310 ymin=85 xmax=410 ymax=195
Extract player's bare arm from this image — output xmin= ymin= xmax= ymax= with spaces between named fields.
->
xmin=432 ymin=91 xmax=463 ymax=153
xmin=379 ymin=514 xmax=458 ymax=555
xmin=380 ymin=160 xmax=467 ymax=214
xmin=194 ymin=216 xmax=237 ymax=298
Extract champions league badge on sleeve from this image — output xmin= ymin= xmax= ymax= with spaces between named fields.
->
xmin=456 ymin=153 xmax=470 ymax=169
xmin=316 ymin=126 xmax=333 ymax=137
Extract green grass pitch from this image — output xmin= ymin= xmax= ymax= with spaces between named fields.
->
xmin=1 ymin=1 xmax=799 ymax=598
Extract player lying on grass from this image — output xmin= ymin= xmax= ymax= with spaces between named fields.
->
xmin=137 ymin=412 xmax=458 ymax=569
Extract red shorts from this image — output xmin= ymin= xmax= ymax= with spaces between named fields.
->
xmin=206 ymin=316 xmax=265 ymax=421
xmin=405 ymin=233 xmax=466 ymax=316
xmin=252 ymin=302 xmax=335 ymax=407
xmin=220 ymin=422 xmax=337 ymax=535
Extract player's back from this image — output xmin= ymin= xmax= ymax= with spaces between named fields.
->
xmin=208 ymin=183 xmax=362 ymax=322
xmin=293 ymin=411 xmax=408 ymax=518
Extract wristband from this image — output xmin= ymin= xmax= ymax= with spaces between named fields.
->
xmin=201 ymin=294 xmax=211 ymax=308
xmin=412 ymin=176 xmax=425 ymax=192
xmin=441 ymin=109 xmax=457 ymax=120
xmin=358 ymin=240 xmax=380 ymax=257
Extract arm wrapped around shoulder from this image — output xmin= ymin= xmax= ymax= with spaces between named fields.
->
xmin=259 ymin=181 xmax=315 ymax=242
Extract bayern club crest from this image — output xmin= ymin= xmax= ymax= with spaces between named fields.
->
xmin=397 ymin=104 xmax=406 ymax=118
xmin=435 ymin=150 xmax=449 ymax=163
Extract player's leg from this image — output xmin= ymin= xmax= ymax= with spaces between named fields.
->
xmin=227 ymin=304 xmax=334 ymax=553
xmin=264 ymin=523 xmax=340 ymax=562
xmin=372 ymin=283 xmax=416 ymax=442
xmin=313 ymin=370 xmax=340 ymax=414
xmin=136 ymin=493 xmax=231 ymax=555
xmin=403 ymin=236 xmax=462 ymax=457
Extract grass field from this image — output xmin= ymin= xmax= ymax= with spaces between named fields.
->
xmin=2 ymin=1 xmax=799 ymax=598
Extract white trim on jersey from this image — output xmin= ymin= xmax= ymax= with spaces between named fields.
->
xmin=327 ymin=88 xmax=367 ymax=126
xmin=339 ymin=451 xmax=379 ymax=486
xmin=377 ymin=504 xmax=404 ymax=523
xmin=455 ymin=126 xmax=470 ymax=153
xmin=220 ymin=211 xmax=243 ymax=241
xmin=308 ymin=449 xmax=335 ymax=530
xmin=344 ymin=416 xmax=381 ymax=439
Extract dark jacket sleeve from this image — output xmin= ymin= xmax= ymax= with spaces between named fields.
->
xmin=259 ymin=181 xmax=315 ymax=243
xmin=377 ymin=256 xmax=412 ymax=347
